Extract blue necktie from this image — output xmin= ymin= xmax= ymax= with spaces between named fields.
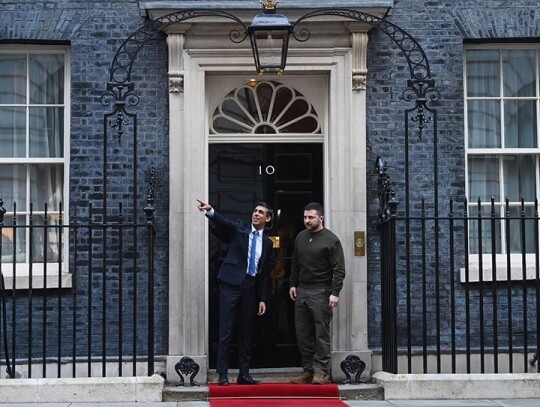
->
xmin=248 ymin=231 xmax=258 ymax=276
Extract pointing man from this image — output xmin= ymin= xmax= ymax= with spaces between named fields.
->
xmin=198 ymin=199 xmax=273 ymax=386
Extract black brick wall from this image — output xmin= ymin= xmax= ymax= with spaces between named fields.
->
xmin=1 ymin=0 xmax=539 ymax=366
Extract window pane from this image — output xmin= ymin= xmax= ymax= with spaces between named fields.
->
xmin=1 ymin=224 xmax=16 ymax=263
xmin=503 ymin=50 xmax=536 ymax=97
xmin=29 ymin=54 xmax=64 ymax=104
xmin=467 ymin=100 xmax=501 ymax=148
xmin=29 ymin=107 xmax=64 ymax=157
xmin=466 ymin=50 xmax=500 ymax=97
xmin=504 ymin=100 xmax=537 ymax=148
xmin=212 ymin=116 xmax=249 ymax=133
xmin=31 ymin=214 xmax=62 ymax=263
xmin=0 ymin=215 xmax=27 ymax=263
xmin=272 ymin=86 xmax=294 ymax=121
xmin=29 ymin=164 xmax=63 ymax=210
xmin=0 ymin=165 xmax=27 ymax=208
xmin=468 ymin=155 xmax=500 ymax=201
xmin=217 ymin=98 xmax=254 ymax=133
xmin=0 ymin=55 xmax=26 ymax=104
xmin=506 ymin=206 xmax=535 ymax=253
xmin=0 ymin=107 xmax=26 ymax=158
xmin=468 ymin=205 xmax=502 ymax=254
xmin=503 ymin=155 xmax=536 ymax=201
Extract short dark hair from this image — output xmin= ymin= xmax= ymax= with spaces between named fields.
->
xmin=254 ymin=201 xmax=273 ymax=219
xmin=304 ymin=201 xmax=324 ymax=216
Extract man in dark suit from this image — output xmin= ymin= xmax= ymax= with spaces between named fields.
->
xmin=197 ymin=199 xmax=273 ymax=386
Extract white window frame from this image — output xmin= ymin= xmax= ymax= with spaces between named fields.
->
xmin=464 ymin=43 xmax=540 ymax=282
xmin=0 ymin=44 xmax=71 ymax=289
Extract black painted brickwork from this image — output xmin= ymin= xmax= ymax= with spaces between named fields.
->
xmin=1 ymin=0 xmax=540 ymax=365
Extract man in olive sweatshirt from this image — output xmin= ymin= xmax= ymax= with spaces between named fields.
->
xmin=289 ymin=202 xmax=346 ymax=385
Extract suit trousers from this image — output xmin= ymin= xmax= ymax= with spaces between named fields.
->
xmin=216 ymin=275 xmax=257 ymax=375
xmin=294 ymin=286 xmax=333 ymax=376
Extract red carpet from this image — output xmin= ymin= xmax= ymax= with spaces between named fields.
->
xmin=209 ymin=382 xmax=347 ymax=407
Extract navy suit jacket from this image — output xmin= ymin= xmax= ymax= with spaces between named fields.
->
xmin=207 ymin=210 xmax=273 ymax=303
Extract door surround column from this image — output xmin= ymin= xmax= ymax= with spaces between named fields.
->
xmin=166 ymin=31 xmax=209 ymax=382
xmin=329 ymin=27 xmax=372 ymax=382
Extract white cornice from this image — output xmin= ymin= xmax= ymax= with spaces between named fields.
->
xmin=139 ymin=1 xmax=393 ymax=22
xmin=140 ymin=1 xmax=394 ymax=11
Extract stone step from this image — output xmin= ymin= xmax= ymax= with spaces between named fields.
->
xmin=163 ymin=385 xmax=208 ymax=402
xmin=164 ymin=369 xmax=384 ymax=402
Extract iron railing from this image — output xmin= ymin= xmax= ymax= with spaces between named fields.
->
xmin=0 ymin=187 xmax=156 ymax=379
xmin=378 ymin=159 xmax=540 ymax=374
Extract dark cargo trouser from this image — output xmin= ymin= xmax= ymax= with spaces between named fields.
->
xmin=294 ymin=286 xmax=333 ymax=376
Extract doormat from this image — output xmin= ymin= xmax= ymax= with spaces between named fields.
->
xmin=208 ymin=382 xmax=348 ymax=407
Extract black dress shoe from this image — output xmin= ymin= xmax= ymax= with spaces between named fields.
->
xmin=218 ymin=374 xmax=229 ymax=386
xmin=237 ymin=374 xmax=261 ymax=385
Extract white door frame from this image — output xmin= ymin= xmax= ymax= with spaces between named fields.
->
xmin=165 ymin=29 xmax=371 ymax=383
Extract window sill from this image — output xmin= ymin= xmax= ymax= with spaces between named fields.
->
xmin=460 ymin=264 xmax=538 ymax=283
xmin=1 ymin=269 xmax=72 ymax=290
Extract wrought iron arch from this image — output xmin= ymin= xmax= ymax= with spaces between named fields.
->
xmin=103 ymin=8 xmax=439 ymax=140
xmin=106 ymin=8 xmax=435 ymax=84
xmin=101 ymin=10 xmax=250 ymax=144
xmin=294 ymin=9 xmax=431 ymax=81
xmin=107 ymin=10 xmax=248 ymax=86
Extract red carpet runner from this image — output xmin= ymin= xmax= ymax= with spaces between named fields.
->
xmin=209 ymin=382 xmax=348 ymax=407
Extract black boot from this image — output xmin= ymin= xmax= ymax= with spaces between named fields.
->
xmin=218 ymin=373 xmax=229 ymax=386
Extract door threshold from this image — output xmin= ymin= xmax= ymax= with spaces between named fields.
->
xmin=208 ymin=367 xmax=299 ymax=374
xmin=207 ymin=367 xmax=300 ymax=383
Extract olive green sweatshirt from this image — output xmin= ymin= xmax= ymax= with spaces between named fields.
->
xmin=289 ymin=228 xmax=346 ymax=297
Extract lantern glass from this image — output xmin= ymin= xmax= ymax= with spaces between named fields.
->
xmin=252 ymin=29 xmax=289 ymax=73
xmin=248 ymin=5 xmax=293 ymax=75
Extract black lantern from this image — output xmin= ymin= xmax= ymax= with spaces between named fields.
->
xmin=248 ymin=0 xmax=293 ymax=75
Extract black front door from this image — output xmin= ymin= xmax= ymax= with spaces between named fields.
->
xmin=208 ymin=142 xmax=323 ymax=369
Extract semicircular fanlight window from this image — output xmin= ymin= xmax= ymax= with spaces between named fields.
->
xmin=210 ymin=81 xmax=321 ymax=134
